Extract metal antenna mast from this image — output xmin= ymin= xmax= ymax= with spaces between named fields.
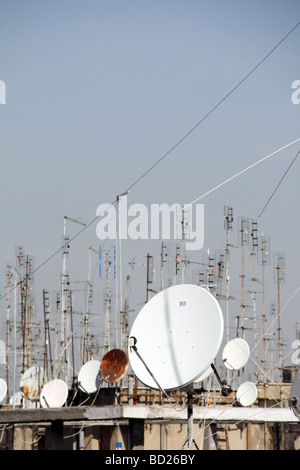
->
xmin=258 ymin=234 xmax=271 ymax=380
xmin=43 ymin=289 xmax=53 ymax=381
xmin=274 ymin=253 xmax=286 ymax=384
xmin=60 ymin=216 xmax=86 ymax=384
xmin=238 ymin=216 xmax=249 ymax=339
xmin=160 ymin=241 xmax=167 ymax=291
xmin=249 ymin=219 xmax=259 ymax=376
xmin=5 ymin=266 xmax=12 ymax=403
xmin=103 ymin=249 xmax=113 ymax=357
xmin=216 ymin=251 xmax=225 ymax=300
xmin=203 ymin=249 xmax=216 ymax=295
xmin=120 ymin=260 xmax=135 ymax=352
xmin=116 ymin=192 xmax=129 ymax=350
xmin=224 ymin=206 xmax=234 ymax=343
xmin=82 ymin=246 xmax=99 ymax=364
xmin=146 ymin=253 xmax=155 ymax=302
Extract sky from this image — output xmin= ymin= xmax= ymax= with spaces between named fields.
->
xmin=0 ymin=0 xmax=300 ymax=388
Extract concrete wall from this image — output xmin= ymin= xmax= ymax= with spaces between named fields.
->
xmin=1 ymin=419 xmax=299 ymax=450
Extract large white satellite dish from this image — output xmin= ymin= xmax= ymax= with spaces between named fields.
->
xmin=128 ymin=284 xmax=224 ymax=392
xmin=222 ymin=337 xmax=250 ymax=371
xmin=236 ymin=381 xmax=258 ymax=407
xmin=77 ymin=360 xmax=101 ymax=394
xmin=289 ymin=368 xmax=300 ymax=420
xmin=20 ymin=366 xmax=44 ymax=400
xmin=0 ymin=378 xmax=7 ymax=403
xmin=40 ymin=379 xmax=68 ymax=408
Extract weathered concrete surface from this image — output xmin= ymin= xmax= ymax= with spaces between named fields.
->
xmin=0 ymin=404 xmax=298 ymax=424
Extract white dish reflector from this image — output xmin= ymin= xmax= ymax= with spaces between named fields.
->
xmin=0 ymin=378 xmax=7 ymax=403
xmin=128 ymin=284 xmax=224 ymax=391
xmin=20 ymin=366 xmax=44 ymax=400
xmin=78 ymin=360 xmax=101 ymax=394
xmin=40 ymin=379 xmax=68 ymax=408
xmin=236 ymin=381 xmax=258 ymax=406
xmin=222 ymin=337 xmax=250 ymax=371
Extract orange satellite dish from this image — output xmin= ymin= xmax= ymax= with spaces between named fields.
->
xmin=100 ymin=349 xmax=129 ymax=384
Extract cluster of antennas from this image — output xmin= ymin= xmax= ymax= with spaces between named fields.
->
xmin=0 ymin=283 xmax=297 ymax=421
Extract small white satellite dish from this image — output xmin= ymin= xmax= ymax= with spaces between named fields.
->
xmin=222 ymin=337 xmax=250 ymax=371
xmin=128 ymin=284 xmax=224 ymax=392
xmin=9 ymin=392 xmax=23 ymax=406
xmin=78 ymin=360 xmax=101 ymax=394
xmin=289 ymin=368 xmax=300 ymax=420
xmin=236 ymin=381 xmax=258 ymax=407
xmin=20 ymin=366 xmax=43 ymax=400
xmin=0 ymin=378 xmax=7 ymax=403
xmin=40 ymin=379 xmax=68 ymax=408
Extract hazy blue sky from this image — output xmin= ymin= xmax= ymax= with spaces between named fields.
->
xmin=1 ymin=1 xmax=300 ymax=381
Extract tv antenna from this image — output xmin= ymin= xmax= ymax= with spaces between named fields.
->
xmin=258 ymin=234 xmax=271 ymax=380
xmin=43 ymin=290 xmax=53 ymax=381
xmin=82 ymin=246 xmax=99 ymax=364
xmin=238 ymin=216 xmax=250 ymax=340
xmin=273 ymin=253 xmax=286 ymax=384
xmin=203 ymin=249 xmax=217 ymax=294
xmin=224 ymin=206 xmax=237 ymax=344
xmin=102 ymin=249 xmax=113 ymax=357
xmin=120 ymin=260 xmax=135 ymax=352
xmin=215 ymin=251 xmax=225 ymax=300
xmin=146 ymin=253 xmax=155 ymax=302
xmin=160 ymin=241 xmax=167 ymax=291
xmin=249 ymin=219 xmax=259 ymax=374
xmin=60 ymin=216 xmax=86 ymax=384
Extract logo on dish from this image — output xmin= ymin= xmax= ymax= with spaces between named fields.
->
xmin=96 ymin=196 xmax=204 ymax=250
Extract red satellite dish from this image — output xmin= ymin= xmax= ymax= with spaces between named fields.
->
xmin=100 ymin=349 xmax=129 ymax=384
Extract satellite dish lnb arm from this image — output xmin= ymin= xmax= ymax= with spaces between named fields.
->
xmin=210 ymin=363 xmax=232 ymax=397
xmin=129 ymin=337 xmax=169 ymax=398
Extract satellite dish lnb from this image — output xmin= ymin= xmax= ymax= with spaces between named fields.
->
xmin=100 ymin=349 xmax=129 ymax=384
xmin=128 ymin=284 xmax=224 ymax=392
xmin=289 ymin=368 xmax=300 ymax=420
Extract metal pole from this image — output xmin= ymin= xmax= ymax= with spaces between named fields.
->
xmin=187 ymin=387 xmax=193 ymax=450
xmin=6 ymin=267 xmax=10 ymax=403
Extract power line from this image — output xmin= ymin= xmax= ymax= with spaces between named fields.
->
xmin=258 ymin=149 xmax=300 ymax=218
xmin=1 ymin=20 xmax=299 ymax=302
xmin=184 ymin=138 xmax=300 ymax=209
xmin=123 ymin=20 xmax=300 ymax=194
